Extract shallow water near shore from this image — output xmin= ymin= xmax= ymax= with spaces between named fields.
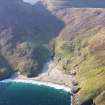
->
xmin=0 ymin=81 xmax=71 ymax=105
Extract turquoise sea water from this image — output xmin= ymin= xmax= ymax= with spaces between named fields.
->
xmin=0 ymin=82 xmax=71 ymax=105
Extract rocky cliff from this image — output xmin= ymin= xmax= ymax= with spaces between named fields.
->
xmin=41 ymin=0 xmax=105 ymax=105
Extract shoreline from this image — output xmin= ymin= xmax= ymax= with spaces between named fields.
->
xmin=0 ymin=60 xmax=74 ymax=105
xmin=0 ymin=78 xmax=73 ymax=105
xmin=0 ymin=78 xmax=71 ymax=92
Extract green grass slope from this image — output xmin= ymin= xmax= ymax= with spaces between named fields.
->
xmin=49 ymin=8 xmax=105 ymax=105
xmin=54 ymin=28 xmax=105 ymax=105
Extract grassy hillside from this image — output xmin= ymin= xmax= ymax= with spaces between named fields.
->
xmin=53 ymin=27 xmax=105 ymax=105
xmin=48 ymin=8 xmax=105 ymax=105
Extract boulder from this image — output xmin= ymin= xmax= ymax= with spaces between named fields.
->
xmin=80 ymin=98 xmax=95 ymax=105
xmin=72 ymin=86 xmax=80 ymax=94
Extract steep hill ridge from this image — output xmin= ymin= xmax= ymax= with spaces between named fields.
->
xmin=0 ymin=0 xmax=64 ymax=78
xmin=47 ymin=8 xmax=105 ymax=105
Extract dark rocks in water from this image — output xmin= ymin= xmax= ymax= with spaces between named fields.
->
xmin=80 ymin=98 xmax=95 ymax=105
xmin=0 ymin=68 xmax=13 ymax=80
xmin=71 ymin=86 xmax=80 ymax=94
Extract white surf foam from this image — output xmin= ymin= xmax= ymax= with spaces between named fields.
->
xmin=0 ymin=79 xmax=71 ymax=92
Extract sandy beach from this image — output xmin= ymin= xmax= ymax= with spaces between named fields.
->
xmin=16 ymin=60 xmax=73 ymax=88
xmin=0 ymin=60 xmax=72 ymax=92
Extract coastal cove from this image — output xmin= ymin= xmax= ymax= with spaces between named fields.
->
xmin=0 ymin=79 xmax=72 ymax=105
xmin=0 ymin=59 xmax=73 ymax=105
xmin=0 ymin=0 xmax=105 ymax=105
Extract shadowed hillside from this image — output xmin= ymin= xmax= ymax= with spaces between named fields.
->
xmin=0 ymin=0 xmax=64 ymax=43
xmin=0 ymin=54 xmax=14 ymax=80
xmin=0 ymin=0 xmax=64 ymax=78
